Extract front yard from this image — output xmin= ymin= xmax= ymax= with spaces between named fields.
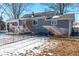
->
xmin=19 ymin=36 xmax=79 ymax=56
xmin=0 ymin=35 xmax=79 ymax=56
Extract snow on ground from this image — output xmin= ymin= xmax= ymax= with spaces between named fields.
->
xmin=0 ymin=35 xmax=48 ymax=56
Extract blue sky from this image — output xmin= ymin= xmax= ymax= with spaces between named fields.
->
xmin=3 ymin=3 xmax=79 ymax=22
xmin=23 ymin=4 xmax=50 ymax=14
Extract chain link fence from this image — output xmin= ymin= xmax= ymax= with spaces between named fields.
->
xmin=0 ymin=34 xmax=34 ymax=46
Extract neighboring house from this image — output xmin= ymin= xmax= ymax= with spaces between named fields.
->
xmin=73 ymin=22 xmax=79 ymax=32
xmin=6 ymin=13 xmax=75 ymax=36
xmin=73 ymin=22 xmax=79 ymax=35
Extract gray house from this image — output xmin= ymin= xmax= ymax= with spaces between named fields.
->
xmin=5 ymin=13 xmax=75 ymax=36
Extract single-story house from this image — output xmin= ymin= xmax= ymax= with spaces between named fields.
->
xmin=5 ymin=13 xmax=75 ymax=36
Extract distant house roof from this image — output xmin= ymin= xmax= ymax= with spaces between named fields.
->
xmin=22 ymin=11 xmax=56 ymax=18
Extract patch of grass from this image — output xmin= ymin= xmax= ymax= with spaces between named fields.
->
xmin=40 ymin=37 xmax=79 ymax=56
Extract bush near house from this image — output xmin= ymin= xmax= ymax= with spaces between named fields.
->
xmin=0 ymin=16 xmax=5 ymax=30
xmin=0 ymin=21 xmax=5 ymax=30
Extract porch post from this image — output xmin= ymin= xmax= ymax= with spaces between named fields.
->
xmin=5 ymin=22 xmax=8 ymax=32
xmin=18 ymin=20 xmax=20 ymax=34
xmin=68 ymin=20 xmax=72 ymax=36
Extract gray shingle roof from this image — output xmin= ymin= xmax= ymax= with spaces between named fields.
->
xmin=22 ymin=11 xmax=56 ymax=18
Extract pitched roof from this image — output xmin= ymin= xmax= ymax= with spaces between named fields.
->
xmin=22 ymin=11 xmax=56 ymax=18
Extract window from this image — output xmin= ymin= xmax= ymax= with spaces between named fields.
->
xmin=23 ymin=24 xmax=26 ymax=28
xmin=51 ymin=20 xmax=57 ymax=25
xmin=45 ymin=21 xmax=51 ymax=25
xmin=33 ymin=20 xmax=37 ymax=25
xmin=19 ymin=20 xmax=23 ymax=26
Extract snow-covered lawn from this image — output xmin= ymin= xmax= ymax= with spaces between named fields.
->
xmin=0 ymin=35 xmax=48 ymax=56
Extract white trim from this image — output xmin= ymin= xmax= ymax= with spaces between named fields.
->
xmin=68 ymin=20 xmax=72 ymax=36
xmin=6 ymin=16 xmax=46 ymax=22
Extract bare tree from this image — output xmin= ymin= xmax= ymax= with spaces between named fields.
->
xmin=0 ymin=4 xmax=5 ymax=20
xmin=41 ymin=3 xmax=74 ymax=15
xmin=2 ymin=3 xmax=31 ymax=19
